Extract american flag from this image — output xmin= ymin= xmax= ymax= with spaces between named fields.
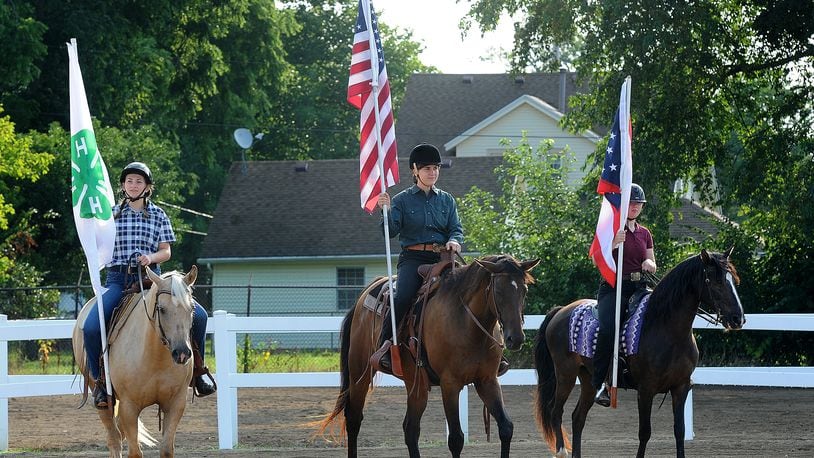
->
xmin=348 ymin=0 xmax=399 ymax=213
xmin=589 ymin=77 xmax=633 ymax=286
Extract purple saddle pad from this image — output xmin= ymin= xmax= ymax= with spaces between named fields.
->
xmin=567 ymin=295 xmax=650 ymax=358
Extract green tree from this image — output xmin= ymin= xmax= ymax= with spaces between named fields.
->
xmin=459 ymin=136 xmax=598 ymax=313
xmin=466 ymin=0 xmax=813 ymax=364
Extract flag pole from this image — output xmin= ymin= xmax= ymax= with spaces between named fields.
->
xmin=610 ymin=76 xmax=632 ymax=408
xmin=362 ymin=0 xmax=401 ymax=377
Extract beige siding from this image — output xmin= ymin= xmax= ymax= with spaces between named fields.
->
xmin=454 ymin=105 xmax=596 ymax=186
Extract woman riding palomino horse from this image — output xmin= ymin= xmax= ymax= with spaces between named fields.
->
xmin=73 ymin=267 xmax=199 ymax=458
xmin=82 ymin=161 xmax=214 ymax=409
xmin=534 ymin=248 xmax=745 ymax=458
xmin=372 ymin=143 xmax=509 ymax=377
xmin=318 ymin=254 xmax=539 ymax=458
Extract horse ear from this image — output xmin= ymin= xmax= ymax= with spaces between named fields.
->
xmin=700 ymin=249 xmax=711 ymax=265
xmin=725 ymin=245 xmax=735 ymax=258
xmin=521 ymin=259 xmax=541 ymax=271
xmin=184 ymin=265 xmax=198 ymax=286
xmin=475 ymin=259 xmax=500 ymax=273
xmin=146 ymin=265 xmax=161 ymax=283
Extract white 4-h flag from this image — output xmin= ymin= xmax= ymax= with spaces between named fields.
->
xmin=68 ymin=38 xmax=115 ymax=293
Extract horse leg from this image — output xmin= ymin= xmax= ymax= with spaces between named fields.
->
xmin=438 ymin=383 xmax=464 ymax=458
xmin=671 ymin=382 xmax=692 ymax=458
xmin=116 ymin=401 xmax=144 ymax=458
xmin=571 ymin=369 xmax=595 ymax=458
xmin=635 ymin=390 xmax=655 ymax=458
xmin=97 ymin=408 xmax=123 ymax=458
xmin=402 ymin=384 xmax=430 ymax=458
xmin=159 ymin=395 xmax=188 ymax=458
xmin=344 ymin=375 xmax=370 ymax=458
xmin=473 ymin=378 xmax=513 ymax=458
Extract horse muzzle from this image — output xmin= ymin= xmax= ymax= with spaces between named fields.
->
xmin=171 ymin=346 xmax=193 ymax=365
xmin=722 ymin=314 xmax=746 ymax=331
xmin=504 ymin=330 xmax=525 ymax=351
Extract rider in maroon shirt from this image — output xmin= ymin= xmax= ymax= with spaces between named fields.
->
xmin=592 ymin=183 xmax=657 ymax=406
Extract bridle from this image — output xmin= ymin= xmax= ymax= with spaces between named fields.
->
xmin=696 ymin=258 xmax=726 ymax=326
xmin=135 ymin=267 xmax=190 ymax=349
xmin=460 ymin=270 xmax=524 ymax=349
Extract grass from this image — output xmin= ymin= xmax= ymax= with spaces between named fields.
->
xmin=6 ymin=340 xmax=341 ymax=375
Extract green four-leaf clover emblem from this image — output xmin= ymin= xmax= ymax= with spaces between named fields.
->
xmin=71 ymin=129 xmax=113 ymax=220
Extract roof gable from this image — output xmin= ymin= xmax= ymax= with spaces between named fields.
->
xmin=444 ymin=94 xmax=600 ymax=151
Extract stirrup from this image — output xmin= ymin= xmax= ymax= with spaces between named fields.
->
xmin=93 ymin=384 xmax=109 ymax=410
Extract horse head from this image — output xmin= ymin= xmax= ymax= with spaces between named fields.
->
xmin=146 ymin=266 xmax=198 ymax=365
xmin=474 ymin=256 xmax=540 ymax=350
xmin=699 ymin=246 xmax=745 ymax=330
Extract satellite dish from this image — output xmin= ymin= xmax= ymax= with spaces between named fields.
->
xmin=233 ymin=128 xmax=254 ymax=149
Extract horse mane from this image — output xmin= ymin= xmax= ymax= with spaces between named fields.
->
xmin=645 ymin=251 xmax=734 ymax=324
xmin=438 ymin=254 xmax=531 ymax=300
xmin=160 ymin=270 xmax=193 ymax=310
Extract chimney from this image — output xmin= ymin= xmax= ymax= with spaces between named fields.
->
xmin=559 ymin=67 xmax=567 ymax=112
xmin=462 ymin=75 xmax=473 ymax=84
xmin=294 ymin=162 xmax=309 ymax=172
xmin=514 ymin=75 xmax=525 ymax=85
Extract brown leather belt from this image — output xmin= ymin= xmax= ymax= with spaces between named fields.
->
xmin=623 ymin=272 xmax=642 ymax=281
xmin=405 ymin=243 xmax=442 ymax=252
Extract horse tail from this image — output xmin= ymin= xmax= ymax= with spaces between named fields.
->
xmin=534 ymin=305 xmax=562 ymax=452
xmin=313 ymin=304 xmax=355 ymax=443
xmin=137 ymin=417 xmax=158 ymax=447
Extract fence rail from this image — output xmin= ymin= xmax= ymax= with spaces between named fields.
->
xmin=1 ymin=312 xmax=813 ymax=451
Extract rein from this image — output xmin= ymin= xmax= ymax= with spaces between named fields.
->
xmin=697 ymin=262 xmax=724 ymax=326
xmin=459 ymin=272 xmax=514 ymax=349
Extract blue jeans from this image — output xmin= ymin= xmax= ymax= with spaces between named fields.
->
xmin=83 ymin=269 xmax=208 ymax=380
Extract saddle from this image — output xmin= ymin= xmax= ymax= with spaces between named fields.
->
xmin=369 ymin=250 xmax=459 ymax=385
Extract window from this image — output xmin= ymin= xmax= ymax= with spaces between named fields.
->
xmin=337 ymin=267 xmax=365 ymax=310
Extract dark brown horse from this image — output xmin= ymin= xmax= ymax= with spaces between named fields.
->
xmin=534 ymin=248 xmax=745 ymax=457
xmin=318 ymin=254 xmax=539 ymax=457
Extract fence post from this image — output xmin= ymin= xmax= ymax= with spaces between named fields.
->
xmin=213 ymin=310 xmax=238 ymax=449
xmin=1 ymin=314 xmax=9 ymax=451
xmin=684 ymin=388 xmax=694 ymax=440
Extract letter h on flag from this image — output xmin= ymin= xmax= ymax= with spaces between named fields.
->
xmin=589 ymin=77 xmax=633 ymax=287
xmin=348 ymin=0 xmax=399 ymax=213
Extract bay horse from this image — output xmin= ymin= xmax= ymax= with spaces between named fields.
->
xmin=534 ymin=248 xmax=745 ymax=457
xmin=318 ymin=254 xmax=539 ymax=458
xmin=73 ymin=266 xmax=198 ymax=458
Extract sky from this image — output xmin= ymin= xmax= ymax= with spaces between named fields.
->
xmin=373 ymin=0 xmax=516 ymax=74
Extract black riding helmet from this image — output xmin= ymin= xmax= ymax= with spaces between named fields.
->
xmin=630 ymin=183 xmax=646 ymax=203
xmin=120 ymin=162 xmax=153 ymax=185
xmin=409 ymin=143 xmax=442 ymax=169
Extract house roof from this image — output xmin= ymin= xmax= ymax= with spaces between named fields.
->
xmin=669 ymin=198 xmax=723 ymax=242
xmin=396 ymin=72 xmax=583 ymax=155
xmin=199 ymin=156 xmax=505 ymax=261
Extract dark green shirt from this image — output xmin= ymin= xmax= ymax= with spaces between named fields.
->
xmin=381 ymin=185 xmax=464 ymax=248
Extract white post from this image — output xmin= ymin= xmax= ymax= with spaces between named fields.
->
xmin=1 ymin=314 xmax=8 ymax=451
xmin=213 ymin=310 xmax=238 ymax=449
xmin=684 ymin=388 xmax=694 ymax=440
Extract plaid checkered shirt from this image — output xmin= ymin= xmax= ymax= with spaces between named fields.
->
xmin=108 ymin=201 xmax=176 ymax=267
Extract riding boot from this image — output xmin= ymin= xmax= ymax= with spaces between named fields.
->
xmin=190 ymin=343 xmax=217 ymax=397
xmin=194 ymin=375 xmax=216 ymax=397
xmin=93 ymin=383 xmax=109 ymax=410
xmin=594 ymin=383 xmax=611 ymax=407
xmin=497 ymin=355 xmax=510 ymax=377
xmin=371 ymin=316 xmax=394 ymax=373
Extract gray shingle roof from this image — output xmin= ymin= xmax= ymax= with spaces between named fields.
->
xmin=396 ymin=72 xmax=581 ymax=155
xmin=199 ymin=156 xmax=504 ymax=261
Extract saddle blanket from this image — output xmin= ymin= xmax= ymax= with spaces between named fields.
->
xmin=568 ymin=294 xmax=650 ymax=358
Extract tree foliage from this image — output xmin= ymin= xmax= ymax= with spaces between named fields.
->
xmin=465 ymin=0 xmax=813 ymax=364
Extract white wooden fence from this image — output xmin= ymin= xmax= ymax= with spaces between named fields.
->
xmin=1 ymin=312 xmax=813 ymax=451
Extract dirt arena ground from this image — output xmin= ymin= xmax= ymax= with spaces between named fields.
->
xmin=4 ymin=385 xmax=813 ymax=457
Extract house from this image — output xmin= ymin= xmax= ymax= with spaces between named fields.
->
xmin=198 ymin=72 xmax=723 ymax=348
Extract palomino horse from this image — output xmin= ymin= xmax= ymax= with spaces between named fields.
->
xmin=534 ymin=248 xmax=745 ymax=457
xmin=73 ymin=266 xmax=198 ymax=458
xmin=318 ymin=254 xmax=539 ymax=458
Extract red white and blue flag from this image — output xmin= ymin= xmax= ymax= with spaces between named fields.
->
xmin=589 ymin=77 xmax=633 ymax=286
xmin=348 ymin=0 xmax=399 ymax=213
